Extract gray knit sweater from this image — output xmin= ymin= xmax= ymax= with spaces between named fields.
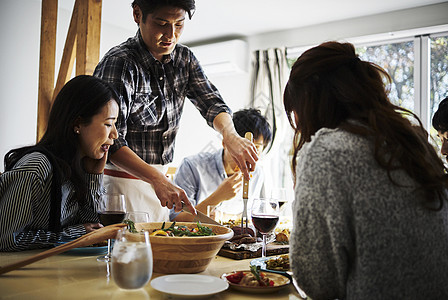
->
xmin=290 ymin=127 xmax=448 ymax=300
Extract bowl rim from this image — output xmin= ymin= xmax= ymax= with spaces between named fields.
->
xmin=136 ymin=221 xmax=234 ymax=241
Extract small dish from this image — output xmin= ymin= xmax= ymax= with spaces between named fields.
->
xmin=221 ymin=270 xmax=290 ymax=293
xmin=151 ymin=274 xmax=228 ymax=298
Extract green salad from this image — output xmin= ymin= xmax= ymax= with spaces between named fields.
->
xmin=152 ymin=221 xmax=216 ymax=237
xmin=123 ymin=220 xmax=215 ymax=237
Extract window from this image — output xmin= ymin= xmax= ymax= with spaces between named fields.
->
xmin=356 ymin=40 xmax=414 ymax=112
xmin=285 ymin=31 xmax=448 ymax=133
xmin=284 ymin=29 xmax=448 ymax=169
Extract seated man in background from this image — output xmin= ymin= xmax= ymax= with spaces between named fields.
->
xmin=170 ymin=108 xmax=272 ymax=222
xmin=432 ymin=96 xmax=448 ymax=161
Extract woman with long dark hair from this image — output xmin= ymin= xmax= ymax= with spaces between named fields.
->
xmin=0 ymin=75 xmax=119 ymax=251
xmin=284 ymin=41 xmax=448 ymax=299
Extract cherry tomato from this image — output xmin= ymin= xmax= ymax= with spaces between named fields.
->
xmin=226 ymin=271 xmax=245 ymax=284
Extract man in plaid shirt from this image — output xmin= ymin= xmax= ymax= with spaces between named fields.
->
xmin=94 ymin=0 xmax=258 ymax=221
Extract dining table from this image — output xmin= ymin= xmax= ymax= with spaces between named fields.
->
xmin=0 ymin=248 xmax=306 ymax=300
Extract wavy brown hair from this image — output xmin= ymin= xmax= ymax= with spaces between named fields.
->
xmin=283 ymin=41 xmax=448 ymax=209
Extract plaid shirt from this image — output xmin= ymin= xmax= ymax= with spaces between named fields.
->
xmin=94 ymin=30 xmax=231 ymax=164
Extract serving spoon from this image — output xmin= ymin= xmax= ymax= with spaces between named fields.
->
xmin=0 ymin=223 xmax=126 ymax=275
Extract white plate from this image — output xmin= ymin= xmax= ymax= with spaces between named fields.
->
xmin=150 ymin=274 xmax=228 ymax=298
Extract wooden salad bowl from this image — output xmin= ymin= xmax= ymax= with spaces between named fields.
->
xmin=135 ymin=222 xmax=233 ymax=274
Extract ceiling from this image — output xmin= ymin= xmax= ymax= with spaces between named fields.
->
xmin=57 ymin=0 xmax=445 ymax=45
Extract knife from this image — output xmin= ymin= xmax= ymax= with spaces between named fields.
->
xmin=181 ymin=202 xmax=221 ymax=225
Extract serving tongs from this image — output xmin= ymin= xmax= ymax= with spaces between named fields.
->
xmin=241 ymin=132 xmax=253 ymax=234
xmin=0 ymin=223 xmax=127 ymax=275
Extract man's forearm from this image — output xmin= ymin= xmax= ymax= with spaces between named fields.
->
xmin=109 ymin=146 xmax=164 ymax=183
xmin=109 ymin=146 xmax=197 ymax=215
xmin=213 ymin=112 xmax=238 ymax=139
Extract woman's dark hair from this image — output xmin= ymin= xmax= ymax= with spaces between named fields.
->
xmin=233 ymin=108 xmax=272 ymax=148
xmin=132 ymin=0 xmax=196 ymax=20
xmin=4 ymin=75 xmax=119 ymax=230
xmin=283 ymin=41 xmax=448 ymax=209
xmin=432 ymin=96 xmax=448 ymax=133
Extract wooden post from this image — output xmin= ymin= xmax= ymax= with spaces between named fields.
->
xmin=37 ymin=0 xmax=102 ymax=141
xmin=76 ymin=0 xmax=102 ymax=75
xmin=37 ymin=0 xmax=57 ymax=142
xmin=52 ymin=0 xmax=79 ymax=102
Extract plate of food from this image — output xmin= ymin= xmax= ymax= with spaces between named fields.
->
xmin=221 ymin=265 xmax=290 ymax=293
xmin=250 ymin=254 xmax=291 ymax=277
xmin=151 ymin=274 xmax=228 ymax=298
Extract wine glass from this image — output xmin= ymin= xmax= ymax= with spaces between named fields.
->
xmin=111 ymin=228 xmax=153 ymax=289
xmin=125 ymin=211 xmax=150 ymax=232
xmin=125 ymin=211 xmax=150 ymax=223
xmin=271 ymin=188 xmax=288 ymax=208
xmin=251 ymin=198 xmax=279 ymax=258
xmin=97 ymin=193 xmax=126 ymax=262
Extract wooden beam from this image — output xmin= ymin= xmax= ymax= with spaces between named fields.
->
xmin=37 ymin=0 xmax=57 ymax=142
xmin=52 ymin=0 xmax=79 ymax=102
xmin=76 ymin=0 xmax=102 ymax=75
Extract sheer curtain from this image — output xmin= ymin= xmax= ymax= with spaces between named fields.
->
xmin=249 ymin=48 xmax=294 ymax=201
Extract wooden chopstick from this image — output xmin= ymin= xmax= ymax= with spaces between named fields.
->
xmin=0 ymin=223 xmax=127 ymax=275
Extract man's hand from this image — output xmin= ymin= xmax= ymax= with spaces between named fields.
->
xmin=109 ymin=146 xmax=196 ymax=215
xmin=82 ymin=151 xmax=108 ymax=174
xmin=152 ymin=173 xmax=197 ymax=215
xmin=213 ymin=112 xmax=258 ymax=180
xmin=223 ymin=133 xmax=258 ymax=180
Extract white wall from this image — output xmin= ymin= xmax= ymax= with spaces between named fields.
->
xmin=0 ymin=0 xmax=41 ymax=171
xmin=0 ymin=1 xmax=447 ymax=171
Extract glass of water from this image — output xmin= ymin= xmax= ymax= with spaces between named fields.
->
xmin=111 ymin=228 xmax=153 ymax=289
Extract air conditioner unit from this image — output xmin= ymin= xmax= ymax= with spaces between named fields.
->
xmin=190 ymin=39 xmax=248 ymax=75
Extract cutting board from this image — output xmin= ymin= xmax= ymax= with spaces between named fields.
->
xmin=218 ymin=243 xmax=289 ymax=260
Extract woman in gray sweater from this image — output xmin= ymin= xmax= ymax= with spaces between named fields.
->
xmin=284 ymin=41 xmax=448 ymax=299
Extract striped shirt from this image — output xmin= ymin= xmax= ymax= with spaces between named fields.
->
xmin=0 ymin=152 xmax=105 ymax=251
xmin=94 ymin=30 xmax=231 ymax=164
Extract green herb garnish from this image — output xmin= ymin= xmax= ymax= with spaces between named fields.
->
xmin=250 ymin=265 xmax=266 ymax=286
xmin=123 ymin=219 xmax=137 ymax=233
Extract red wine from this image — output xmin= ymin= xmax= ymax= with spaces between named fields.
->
xmin=252 ymin=215 xmax=279 ymax=234
xmin=278 ymin=200 xmax=287 ymax=208
xmin=99 ymin=211 xmax=126 ymax=226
